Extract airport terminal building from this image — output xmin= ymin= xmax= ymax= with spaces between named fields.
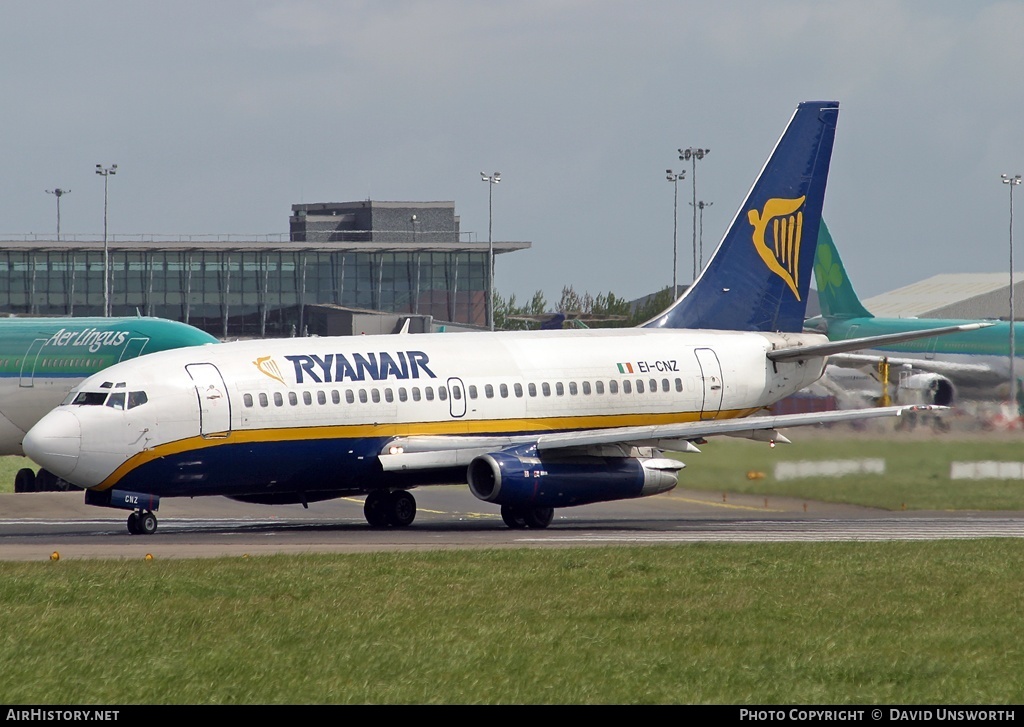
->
xmin=0 ymin=201 xmax=530 ymax=339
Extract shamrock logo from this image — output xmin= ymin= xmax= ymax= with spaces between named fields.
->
xmin=814 ymin=242 xmax=844 ymax=296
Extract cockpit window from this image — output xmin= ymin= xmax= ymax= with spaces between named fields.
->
xmin=72 ymin=392 xmax=109 ymax=406
xmin=70 ymin=389 xmax=148 ymax=408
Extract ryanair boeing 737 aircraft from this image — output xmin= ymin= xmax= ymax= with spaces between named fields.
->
xmin=23 ymin=101 xmax=986 ymax=534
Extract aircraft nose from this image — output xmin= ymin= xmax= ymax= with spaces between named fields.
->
xmin=23 ymin=410 xmax=82 ymax=479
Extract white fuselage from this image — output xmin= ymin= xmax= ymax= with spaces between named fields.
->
xmin=24 ymin=327 xmax=828 ymax=496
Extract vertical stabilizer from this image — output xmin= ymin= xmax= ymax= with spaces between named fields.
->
xmin=813 ymin=220 xmax=873 ymax=320
xmin=643 ymin=101 xmax=838 ymax=332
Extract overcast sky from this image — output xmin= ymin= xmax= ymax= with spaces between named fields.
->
xmin=4 ymin=1 xmax=1024 ymax=307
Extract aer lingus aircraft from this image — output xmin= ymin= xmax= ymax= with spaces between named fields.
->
xmin=24 ymin=101 xmax=987 ymax=535
xmin=806 ymin=220 xmax=1015 ymax=406
xmin=0 ymin=316 xmax=217 ymax=491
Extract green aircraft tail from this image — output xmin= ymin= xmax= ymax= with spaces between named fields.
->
xmin=813 ymin=220 xmax=873 ymax=320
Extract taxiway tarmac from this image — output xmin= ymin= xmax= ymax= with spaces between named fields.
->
xmin=2 ymin=486 xmax=1023 ymax=561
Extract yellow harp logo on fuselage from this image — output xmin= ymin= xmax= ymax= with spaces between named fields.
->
xmin=254 ymin=355 xmax=285 ymax=384
xmin=747 ymin=196 xmax=806 ymax=301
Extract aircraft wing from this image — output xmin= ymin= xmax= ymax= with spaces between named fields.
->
xmin=377 ymin=405 xmax=939 ymax=471
xmin=770 ymin=322 xmax=994 ymax=362
xmin=826 ymin=352 xmax=1001 ymax=380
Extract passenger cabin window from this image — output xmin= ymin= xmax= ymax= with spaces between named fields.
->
xmin=303 ymin=391 xmax=312 ymax=405
xmin=484 ymin=384 xmax=494 ymax=399
xmin=467 ymin=385 xmax=477 ymax=399
xmin=514 ymin=383 xmax=523 ymax=398
xmin=346 ymin=390 xmax=354 ymax=404
xmin=244 ymin=394 xmax=254 ymax=408
xmin=500 ymin=384 xmax=509 ymax=398
xmin=568 ymin=382 xmax=578 ymax=395
xmin=596 ymin=381 xmax=604 ymax=394
xmin=542 ymin=383 xmax=551 ymax=397
xmin=528 ymin=383 xmax=537 ymax=397
xmin=259 ymin=393 xmax=269 ymax=407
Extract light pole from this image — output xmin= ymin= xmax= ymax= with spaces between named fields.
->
xmin=679 ymin=147 xmax=710 ymax=281
xmin=45 ymin=188 xmax=70 ymax=241
xmin=96 ymin=164 xmax=117 ymax=317
xmin=481 ymin=171 xmax=500 ymax=330
xmin=694 ymin=200 xmax=713 ymax=273
xmin=1002 ymin=173 xmax=1021 ymax=412
xmin=666 ymin=169 xmax=685 ymax=295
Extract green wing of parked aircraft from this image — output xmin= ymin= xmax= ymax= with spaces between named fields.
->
xmin=806 ymin=221 xmax=1014 ymax=406
xmin=0 ymin=316 xmax=217 ymax=490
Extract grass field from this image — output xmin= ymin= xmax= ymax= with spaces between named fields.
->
xmin=672 ymin=428 xmax=1024 ymax=511
xmin=2 ymin=542 xmax=1023 ymax=704
xmin=4 ymin=429 xmax=1024 ymax=704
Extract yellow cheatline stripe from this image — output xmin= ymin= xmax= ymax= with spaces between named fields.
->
xmin=96 ymin=407 xmax=762 ymax=490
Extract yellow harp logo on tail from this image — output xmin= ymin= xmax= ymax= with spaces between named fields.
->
xmin=747 ymin=196 xmax=806 ymax=301
xmin=254 ymin=356 xmax=285 ymax=384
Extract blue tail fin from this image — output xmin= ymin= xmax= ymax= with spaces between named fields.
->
xmin=813 ymin=219 xmax=873 ymax=319
xmin=643 ymin=101 xmax=839 ymax=332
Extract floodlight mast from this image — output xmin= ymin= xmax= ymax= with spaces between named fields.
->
xmin=481 ymin=171 xmax=500 ymax=331
xmin=679 ymin=147 xmax=710 ymax=281
xmin=96 ymin=164 xmax=118 ymax=317
xmin=45 ymin=188 xmax=70 ymax=241
xmin=1002 ymin=172 xmax=1022 ymax=412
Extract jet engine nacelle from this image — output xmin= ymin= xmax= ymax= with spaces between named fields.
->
xmin=467 ymin=446 xmax=681 ymax=509
xmin=897 ymin=372 xmax=956 ymax=407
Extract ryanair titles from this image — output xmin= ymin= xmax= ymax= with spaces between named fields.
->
xmin=46 ymin=328 xmax=130 ymax=354
xmin=282 ymin=351 xmax=437 ymax=384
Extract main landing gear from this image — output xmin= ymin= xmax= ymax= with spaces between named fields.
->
xmin=127 ymin=510 xmax=158 ymax=535
xmin=363 ymin=489 xmax=417 ymax=527
xmin=500 ymin=505 xmax=554 ymax=530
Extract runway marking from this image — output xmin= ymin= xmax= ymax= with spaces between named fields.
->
xmin=661 ymin=494 xmax=784 ymax=512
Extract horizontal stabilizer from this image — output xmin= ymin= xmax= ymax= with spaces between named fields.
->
xmin=768 ymin=322 xmax=994 ymax=363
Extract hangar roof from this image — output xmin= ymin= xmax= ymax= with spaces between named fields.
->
xmin=859 ymin=273 xmax=1023 ymax=319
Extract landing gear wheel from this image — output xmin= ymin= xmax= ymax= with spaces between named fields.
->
xmin=386 ymin=490 xmax=417 ymax=527
xmin=364 ymin=490 xmax=390 ymax=527
xmin=500 ymin=506 xmax=528 ymax=529
xmin=138 ymin=511 xmax=158 ymax=535
xmin=524 ymin=507 xmax=554 ymax=529
xmin=14 ymin=468 xmax=36 ymax=493
xmin=35 ymin=469 xmax=57 ymax=492
xmin=127 ymin=511 xmax=158 ymax=535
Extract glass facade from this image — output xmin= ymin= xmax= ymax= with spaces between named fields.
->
xmin=0 ymin=244 xmax=505 ymax=339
